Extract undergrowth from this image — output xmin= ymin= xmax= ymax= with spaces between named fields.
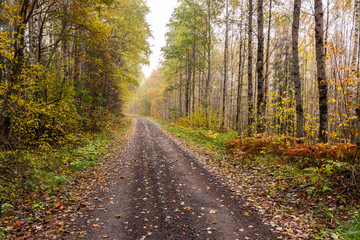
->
xmin=0 ymin=116 xmax=131 ymax=213
xmin=158 ymin=120 xmax=238 ymax=151
xmin=337 ymin=210 xmax=360 ymax=239
xmin=155 ymin=118 xmax=360 ymax=239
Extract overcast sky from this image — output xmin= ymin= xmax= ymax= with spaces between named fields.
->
xmin=142 ymin=0 xmax=178 ymax=79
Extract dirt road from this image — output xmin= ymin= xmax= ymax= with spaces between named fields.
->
xmin=68 ymin=117 xmax=280 ymax=240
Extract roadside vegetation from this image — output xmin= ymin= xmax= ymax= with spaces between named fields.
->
xmin=155 ymin=117 xmax=360 ymax=239
xmin=0 ymin=0 xmax=149 ymax=238
xmin=128 ymin=0 xmax=360 ymax=238
xmin=0 ymin=116 xmax=132 ymax=238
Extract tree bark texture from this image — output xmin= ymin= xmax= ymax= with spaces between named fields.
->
xmin=247 ymin=0 xmax=254 ymax=133
xmin=236 ymin=38 xmax=244 ymax=132
xmin=1 ymin=0 xmax=38 ymax=140
xmin=314 ymin=0 xmax=329 ymax=142
xmin=264 ymin=0 xmax=272 ymax=117
xmin=352 ymin=0 xmax=360 ymax=106
xmin=222 ymin=0 xmax=229 ymax=131
xmin=256 ymin=0 xmax=265 ymax=133
xmin=205 ymin=0 xmax=211 ymax=108
xmin=292 ymin=0 xmax=304 ymax=138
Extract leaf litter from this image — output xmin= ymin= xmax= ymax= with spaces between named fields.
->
xmin=161 ymin=127 xmax=352 ymax=239
xmin=0 ymin=120 xmax=136 ymax=239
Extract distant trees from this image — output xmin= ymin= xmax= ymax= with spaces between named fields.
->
xmin=129 ymin=0 xmax=359 ymax=143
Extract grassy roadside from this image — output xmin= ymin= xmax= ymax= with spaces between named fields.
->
xmin=0 ymin=116 xmax=132 ymax=238
xmin=153 ymin=118 xmax=360 ymax=239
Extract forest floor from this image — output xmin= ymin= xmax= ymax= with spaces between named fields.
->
xmin=62 ymin=116 xmax=282 ymax=239
xmin=156 ymin=120 xmax=360 ymax=239
xmin=2 ymin=116 xmax=358 ymax=239
xmin=2 ymin=116 xmax=283 ymax=239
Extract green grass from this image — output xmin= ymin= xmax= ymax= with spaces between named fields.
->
xmin=0 ymin=117 xmax=131 ymax=205
xmin=153 ymin=119 xmax=360 ymax=239
xmin=154 ymin=119 xmax=238 ymax=151
xmin=336 ymin=210 xmax=360 ymax=239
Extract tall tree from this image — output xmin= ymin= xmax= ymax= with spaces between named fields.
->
xmin=222 ymin=0 xmax=230 ymax=131
xmin=256 ymin=0 xmax=265 ymax=133
xmin=292 ymin=0 xmax=304 ymax=138
xmin=264 ymin=0 xmax=272 ymax=116
xmin=314 ymin=0 xmax=329 ymax=142
xmin=236 ymin=1 xmax=246 ymax=132
xmin=1 ymin=0 xmax=38 ymax=140
xmin=247 ymin=0 xmax=254 ymax=133
xmin=236 ymin=38 xmax=245 ymax=131
xmin=352 ymin=0 xmax=360 ymax=107
xmin=204 ymin=0 xmax=212 ymax=108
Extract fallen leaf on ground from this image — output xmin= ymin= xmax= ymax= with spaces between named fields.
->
xmin=184 ymin=206 xmax=192 ymax=211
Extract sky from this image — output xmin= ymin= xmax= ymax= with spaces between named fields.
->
xmin=142 ymin=0 xmax=178 ymax=79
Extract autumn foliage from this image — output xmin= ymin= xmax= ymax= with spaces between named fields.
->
xmin=0 ymin=0 xmax=150 ymax=222
xmin=225 ymin=137 xmax=286 ymax=156
xmin=225 ymin=137 xmax=359 ymax=165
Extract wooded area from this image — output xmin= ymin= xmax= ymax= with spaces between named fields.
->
xmin=130 ymin=0 xmax=360 ymax=144
xmin=1 ymin=0 xmax=360 ymax=238
xmin=0 ymin=0 xmax=149 ymax=208
xmin=0 ymin=0 xmax=149 ymax=149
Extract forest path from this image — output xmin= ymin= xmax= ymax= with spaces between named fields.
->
xmin=68 ymin=117 xmax=280 ymax=240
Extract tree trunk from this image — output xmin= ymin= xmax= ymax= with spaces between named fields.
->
xmin=1 ymin=0 xmax=38 ymax=140
xmin=61 ymin=1 xmax=70 ymax=79
xmin=185 ymin=50 xmax=191 ymax=117
xmin=221 ymin=0 xmax=229 ymax=131
xmin=192 ymin=17 xmax=196 ymax=116
xmin=247 ymin=0 xmax=254 ymax=134
xmin=352 ymin=2 xmax=360 ymax=99
xmin=236 ymin=38 xmax=245 ymax=132
xmin=292 ymin=0 xmax=304 ymax=138
xmin=351 ymin=0 xmax=360 ymax=142
xmin=264 ymin=0 xmax=272 ymax=118
xmin=179 ymin=67 xmax=183 ymax=118
xmin=204 ymin=0 xmax=212 ymax=127
xmin=314 ymin=0 xmax=329 ymax=142
xmin=28 ymin=10 xmax=37 ymax=64
xmin=256 ymin=0 xmax=265 ymax=133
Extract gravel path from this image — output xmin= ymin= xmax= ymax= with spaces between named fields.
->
xmin=69 ymin=117 xmax=281 ymax=240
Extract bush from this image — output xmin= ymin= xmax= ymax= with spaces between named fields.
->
xmin=224 ymin=137 xmax=287 ymax=156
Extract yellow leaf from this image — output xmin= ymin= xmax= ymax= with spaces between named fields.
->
xmin=244 ymin=212 xmax=249 ymax=216
xmin=184 ymin=206 xmax=192 ymax=211
xmin=55 ymin=221 xmax=63 ymax=226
